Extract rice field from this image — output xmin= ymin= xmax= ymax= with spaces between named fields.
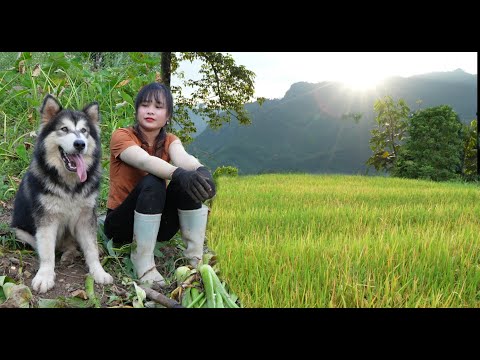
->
xmin=207 ymin=174 xmax=480 ymax=308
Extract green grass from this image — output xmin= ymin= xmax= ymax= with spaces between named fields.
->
xmin=0 ymin=52 xmax=160 ymax=202
xmin=207 ymin=174 xmax=480 ymax=308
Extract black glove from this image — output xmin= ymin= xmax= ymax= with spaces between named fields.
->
xmin=196 ymin=166 xmax=216 ymax=199
xmin=172 ymin=167 xmax=212 ymax=203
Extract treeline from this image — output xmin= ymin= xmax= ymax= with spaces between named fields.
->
xmin=366 ymin=96 xmax=477 ymax=182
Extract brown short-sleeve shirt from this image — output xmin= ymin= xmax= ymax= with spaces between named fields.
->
xmin=107 ymin=127 xmax=179 ymax=210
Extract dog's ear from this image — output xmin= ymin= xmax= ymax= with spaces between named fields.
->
xmin=83 ymin=102 xmax=100 ymax=123
xmin=40 ymin=95 xmax=62 ymax=124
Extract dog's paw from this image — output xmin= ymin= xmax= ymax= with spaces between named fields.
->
xmin=32 ymin=270 xmax=56 ymax=293
xmin=91 ymin=269 xmax=114 ymax=285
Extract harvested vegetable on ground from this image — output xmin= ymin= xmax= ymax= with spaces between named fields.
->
xmin=171 ymin=254 xmax=240 ymax=308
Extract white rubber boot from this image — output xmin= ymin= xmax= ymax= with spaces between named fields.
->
xmin=178 ymin=204 xmax=209 ymax=267
xmin=131 ymin=210 xmax=166 ymax=287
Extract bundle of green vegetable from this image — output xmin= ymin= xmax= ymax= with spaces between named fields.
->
xmin=171 ymin=255 xmax=240 ymax=308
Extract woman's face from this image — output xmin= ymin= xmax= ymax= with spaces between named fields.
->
xmin=136 ymin=95 xmax=169 ymax=133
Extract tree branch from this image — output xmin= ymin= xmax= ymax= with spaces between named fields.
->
xmin=140 ymin=285 xmax=184 ymax=308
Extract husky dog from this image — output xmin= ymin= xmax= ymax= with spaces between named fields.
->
xmin=10 ymin=94 xmax=113 ymax=293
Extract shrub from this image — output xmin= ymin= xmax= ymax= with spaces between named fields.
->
xmin=213 ymin=166 xmax=238 ymax=179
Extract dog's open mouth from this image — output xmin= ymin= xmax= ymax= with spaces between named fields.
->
xmin=59 ymin=146 xmax=87 ymax=182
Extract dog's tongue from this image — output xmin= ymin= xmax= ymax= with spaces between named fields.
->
xmin=72 ymin=154 xmax=87 ymax=182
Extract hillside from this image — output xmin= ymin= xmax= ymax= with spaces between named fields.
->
xmin=188 ymin=69 xmax=477 ymax=175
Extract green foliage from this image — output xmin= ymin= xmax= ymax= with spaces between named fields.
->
xmin=366 ymin=95 xmax=410 ymax=172
xmin=0 ymin=175 xmax=17 ymax=201
xmin=213 ymin=165 xmax=238 ymax=179
xmin=1 ymin=270 xmax=34 ymax=308
xmin=0 ymin=52 xmax=158 ymax=205
xmin=204 ymin=166 xmax=238 ymax=209
xmin=393 ymin=105 xmax=464 ymax=181
xmin=0 ymin=275 xmax=16 ymax=304
xmin=169 ymin=52 xmax=263 ymax=144
xmin=460 ymin=119 xmax=478 ymax=181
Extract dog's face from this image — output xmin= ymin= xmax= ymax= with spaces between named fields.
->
xmin=38 ymin=95 xmax=101 ymax=183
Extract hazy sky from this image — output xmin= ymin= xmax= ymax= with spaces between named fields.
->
xmin=175 ymin=52 xmax=477 ymax=100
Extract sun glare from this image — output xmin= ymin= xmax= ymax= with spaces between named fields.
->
xmin=330 ymin=54 xmax=392 ymax=91
xmin=339 ymin=73 xmax=386 ymax=91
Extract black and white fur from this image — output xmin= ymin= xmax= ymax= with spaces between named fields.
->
xmin=10 ymin=94 xmax=113 ymax=293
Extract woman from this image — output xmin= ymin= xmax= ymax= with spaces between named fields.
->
xmin=104 ymin=82 xmax=216 ymax=287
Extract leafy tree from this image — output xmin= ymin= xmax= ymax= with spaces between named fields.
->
xmin=79 ymin=52 xmax=265 ymax=143
xmin=366 ymin=96 xmax=410 ymax=172
xmin=460 ymin=118 xmax=478 ymax=181
xmin=160 ymin=52 xmax=265 ymax=143
xmin=393 ymin=105 xmax=464 ymax=181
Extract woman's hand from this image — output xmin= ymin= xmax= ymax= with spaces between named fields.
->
xmin=195 ymin=166 xmax=216 ymax=199
xmin=172 ymin=167 xmax=213 ymax=203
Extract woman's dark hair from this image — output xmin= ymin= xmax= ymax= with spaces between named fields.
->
xmin=132 ymin=82 xmax=173 ymax=157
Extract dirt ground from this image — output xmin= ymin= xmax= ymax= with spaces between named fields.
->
xmin=0 ymin=198 xmax=180 ymax=308
xmin=1 ymin=249 xmax=112 ymax=306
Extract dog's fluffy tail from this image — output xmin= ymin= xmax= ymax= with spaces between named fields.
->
xmin=13 ymin=228 xmax=37 ymax=250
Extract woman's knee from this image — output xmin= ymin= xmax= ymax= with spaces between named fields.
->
xmin=138 ymin=175 xmax=166 ymax=197
xmin=167 ymin=179 xmax=202 ymax=210
xmin=136 ymin=175 xmax=166 ymax=213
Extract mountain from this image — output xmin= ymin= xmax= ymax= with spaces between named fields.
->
xmin=188 ymin=70 xmax=477 ymax=175
xmin=409 ymin=68 xmax=477 ymax=85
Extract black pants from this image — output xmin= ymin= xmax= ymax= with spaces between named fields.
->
xmin=104 ymin=174 xmax=201 ymax=245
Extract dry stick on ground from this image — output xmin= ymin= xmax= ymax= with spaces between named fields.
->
xmin=141 ymin=286 xmax=184 ymax=308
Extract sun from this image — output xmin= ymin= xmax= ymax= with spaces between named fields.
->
xmin=339 ymin=73 xmax=385 ymax=91
xmin=332 ymin=54 xmax=390 ymax=91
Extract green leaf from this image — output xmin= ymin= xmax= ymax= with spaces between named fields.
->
xmin=106 ymin=239 xmax=116 ymax=257
xmin=38 ymin=298 xmax=62 ymax=308
xmin=2 ymin=284 xmax=32 ymax=308
xmin=153 ymin=242 xmax=164 ymax=258
xmin=132 ymin=282 xmax=146 ymax=308
xmin=38 ymin=297 xmax=92 ymax=308
xmin=2 ymin=282 xmax=15 ymax=298
xmin=122 ymin=257 xmax=136 ymax=278
xmin=119 ymin=91 xmax=133 ymax=105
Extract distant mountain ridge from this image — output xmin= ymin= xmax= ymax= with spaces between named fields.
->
xmin=408 ymin=68 xmax=477 ymax=84
xmin=188 ymin=69 xmax=477 ymax=175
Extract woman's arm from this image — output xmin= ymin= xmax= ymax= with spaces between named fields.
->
xmin=119 ymin=145 xmax=177 ymax=179
xmin=169 ymin=139 xmax=216 ymax=199
xmin=168 ymin=140 xmax=203 ymax=170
